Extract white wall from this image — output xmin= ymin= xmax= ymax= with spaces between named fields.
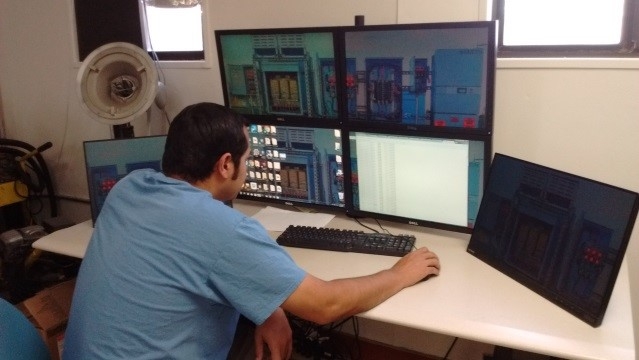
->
xmin=1 ymin=0 xmax=638 ymax=358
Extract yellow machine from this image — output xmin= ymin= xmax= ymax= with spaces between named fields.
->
xmin=0 ymin=180 xmax=28 ymax=207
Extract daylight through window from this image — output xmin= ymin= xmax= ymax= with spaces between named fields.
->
xmin=143 ymin=4 xmax=204 ymax=52
xmin=502 ymin=0 xmax=625 ymax=46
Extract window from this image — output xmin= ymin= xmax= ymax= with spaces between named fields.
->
xmin=75 ymin=0 xmax=205 ymax=62
xmin=494 ymin=0 xmax=639 ymax=57
xmin=141 ymin=0 xmax=205 ymax=61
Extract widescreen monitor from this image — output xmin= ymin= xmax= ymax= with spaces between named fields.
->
xmin=346 ymin=130 xmax=490 ymax=233
xmin=467 ymin=153 xmax=639 ymax=327
xmin=239 ymin=123 xmax=345 ymax=210
xmin=83 ymin=136 xmax=166 ymax=225
xmin=342 ymin=21 xmax=496 ymax=133
xmin=215 ymin=27 xmax=341 ymax=123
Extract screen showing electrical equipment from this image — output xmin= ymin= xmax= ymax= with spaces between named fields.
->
xmin=215 ymin=27 xmax=341 ymax=122
xmin=467 ymin=153 xmax=639 ymax=327
xmin=347 ymin=130 xmax=489 ymax=233
xmin=240 ymin=124 xmax=344 ymax=210
xmin=343 ymin=21 xmax=496 ymax=132
xmin=83 ymin=136 xmax=167 ymax=225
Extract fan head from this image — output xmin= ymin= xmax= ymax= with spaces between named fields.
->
xmin=77 ymin=42 xmax=158 ymax=125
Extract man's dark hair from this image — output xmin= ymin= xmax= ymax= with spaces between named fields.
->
xmin=162 ymin=102 xmax=248 ymax=182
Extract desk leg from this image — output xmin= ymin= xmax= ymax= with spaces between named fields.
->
xmin=484 ymin=346 xmax=513 ymax=360
xmin=484 ymin=346 xmax=564 ymax=360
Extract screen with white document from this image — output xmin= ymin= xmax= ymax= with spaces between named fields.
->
xmin=347 ymin=130 xmax=490 ymax=233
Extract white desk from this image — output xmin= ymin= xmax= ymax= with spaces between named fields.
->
xmin=33 ymin=200 xmax=635 ymax=360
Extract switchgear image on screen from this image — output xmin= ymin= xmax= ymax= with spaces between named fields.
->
xmin=83 ymin=136 xmax=167 ymax=224
xmin=467 ymin=153 xmax=639 ymax=327
xmin=218 ymin=31 xmax=338 ymax=119
xmin=240 ymin=124 xmax=344 ymax=209
xmin=345 ymin=25 xmax=493 ymax=129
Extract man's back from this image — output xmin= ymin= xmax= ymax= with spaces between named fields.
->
xmin=63 ymin=170 xmax=305 ymax=359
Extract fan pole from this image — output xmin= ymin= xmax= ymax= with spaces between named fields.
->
xmin=112 ymin=123 xmax=135 ymax=139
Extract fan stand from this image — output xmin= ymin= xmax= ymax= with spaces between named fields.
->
xmin=112 ymin=123 xmax=135 ymax=139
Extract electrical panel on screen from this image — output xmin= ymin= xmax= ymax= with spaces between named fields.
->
xmin=467 ymin=154 xmax=639 ymax=326
xmin=344 ymin=22 xmax=495 ymax=132
xmin=216 ymin=29 xmax=340 ymax=121
xmin=84 ymin=136 xmax=167 ymax=224
xmin=241 ymin=124 xmax=344 ymax=209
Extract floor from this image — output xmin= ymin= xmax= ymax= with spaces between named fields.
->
xmin=292 ymin=339 xmax=565 ymax=360
xmin=319 ymin=336 xmax=440 ymax=360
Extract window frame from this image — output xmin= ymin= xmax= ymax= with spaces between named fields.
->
xmin=493 ymin=0 xmax=639 ymax=58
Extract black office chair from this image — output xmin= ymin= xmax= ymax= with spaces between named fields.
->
xmin=0 ymin=297 xmax=51 ymax=360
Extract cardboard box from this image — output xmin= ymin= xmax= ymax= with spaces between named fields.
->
xmin=18 ymin=278 xmax=76 ymax=360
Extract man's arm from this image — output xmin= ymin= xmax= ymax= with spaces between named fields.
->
xmin=281 ymin=247 xmax=440 ymax=325
xmin=254 ymin=307 xmax=292 ymax=360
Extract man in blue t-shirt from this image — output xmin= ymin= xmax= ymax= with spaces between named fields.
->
xmin=64 ymin=103 xmax=440 ymax=360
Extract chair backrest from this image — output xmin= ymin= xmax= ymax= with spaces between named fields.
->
xmin=0 ymin=298 xmax=51 ymax=360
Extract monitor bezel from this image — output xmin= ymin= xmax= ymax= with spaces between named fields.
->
xmin=343 ymin=127 xmax=492 ymax=234
xmin=466 ymin=153 xmax=639 ymax=327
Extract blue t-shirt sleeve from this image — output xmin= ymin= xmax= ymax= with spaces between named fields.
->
xmin=207 ymin=217 xmax=306 ymax=325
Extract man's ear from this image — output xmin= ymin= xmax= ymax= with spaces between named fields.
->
xmin=215 ymin=153 xmax=234 ymax=179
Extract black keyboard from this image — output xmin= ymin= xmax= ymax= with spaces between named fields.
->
xmin=276 ymin=225 xmax=415 ymax=257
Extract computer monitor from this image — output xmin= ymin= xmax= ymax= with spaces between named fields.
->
xmin=342 ymin=21 xmax=496 ymax=133
xmin=346 ymin=130 xmax=490 ymax=233
xmin=215 ymin=27 xmax=341 ymax=123
xmin=83 ymin=136 xmax=166 ymax=224
xmin=240 ymin=123 xmax=344 ymax=210
xmin=214 ymin=21 xmax=497 ymax=232
xmin=467 ymin=153 xmax=639 ymax=327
